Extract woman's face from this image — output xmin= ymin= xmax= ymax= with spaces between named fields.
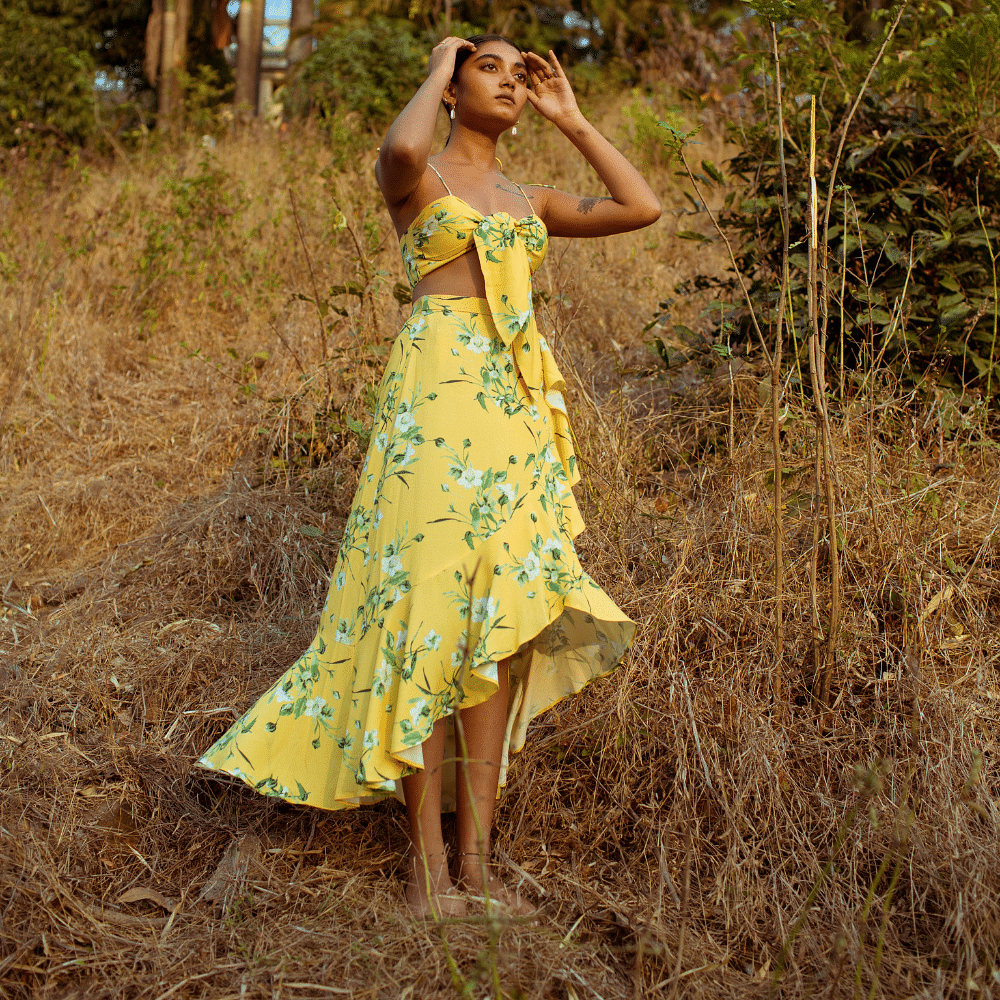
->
xmin=449 ymin=41 xmax=529 ymax=131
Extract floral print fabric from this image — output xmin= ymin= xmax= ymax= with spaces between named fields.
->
xmin=197 ymin=199 xmax=634 ymax=811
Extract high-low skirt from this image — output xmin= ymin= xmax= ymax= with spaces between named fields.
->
xmin=198 ymin=295 xmax=634 ymax=810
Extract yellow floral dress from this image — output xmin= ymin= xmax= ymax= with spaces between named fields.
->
xmin=198 ymin=168 xmax=635 ymax=810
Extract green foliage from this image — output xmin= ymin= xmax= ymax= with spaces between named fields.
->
xmin=680 ymin=1 xmax=1000 ymax=397
xmin=0 ymin=0 xmax=98 ymax=148
xmin=125 ymin=153 xmax=268 ymax=331
xmin=289 ymin=17 xmax=428 ymax=130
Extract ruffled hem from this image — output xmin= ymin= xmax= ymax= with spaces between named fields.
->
xmin=196 ymin=501 xmax=633 ymax=812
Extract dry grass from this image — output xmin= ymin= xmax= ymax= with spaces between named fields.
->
xmin=2 ymin=91 xmax=1000 ymax=1000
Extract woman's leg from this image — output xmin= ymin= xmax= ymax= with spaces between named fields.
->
xmin=454 ymin=659 xmax=510 ymax=861
xmin=400 ymin=717 xmax=465 ymax=918
xmin=454 ymin=660 xmax=535 ymax=913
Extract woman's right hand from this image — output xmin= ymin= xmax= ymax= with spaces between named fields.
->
xmin=427 ymin=36 xmax=477 ymax=81
xmin=377 ymin=36 xmax=475 ymax=209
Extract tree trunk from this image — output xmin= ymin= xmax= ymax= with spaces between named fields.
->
xmin=158 ymin=0 xmax=177 ymax=120
xmin=234 ymin=0 xmax=265 ymax=117
xmin=168 ymin=0 xmax=192 ymax=120
xmin=173 ymin=0 xmax=191 ymax=75
xmin=288 ymin=0 xmax=314 ymax=69
xmin=145 ymin=0 xmax=164 ymax=85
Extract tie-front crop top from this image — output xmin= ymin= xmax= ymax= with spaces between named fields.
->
xmin=398 ymin=165 xmax=576 ymax=484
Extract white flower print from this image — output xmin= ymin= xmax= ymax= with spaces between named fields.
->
xmin=382 ymin=553 xmax=403 ymax=576
xmin=541 ymin=536 xmax=563 ymax=554
xmin=539 ymin=334 xmax=551 ymax=352
xmin=472 ymin=596 xmax=498 ymax=623
xmin=304 ymin=697 xmax=327 ymax=718
xmin=409 ymin=700 xmax=427 ymax=727
xmin=334 ymin=618 xmax=351 ymax=644
xmin=395 ymin=625 xmax=408 ymax=651
xmin=522 ymin=552 xmax=541 ymax=580
xmin=395 ymin=410 xmax=415 ymax=432
xmin=376 ymin=659 xmax=393 ymax=687
xmin=274 ymin=686 xmax=293 ymax=704
xmin=456 ymin=467 xmax=484 ymax=489
xmin=363 ymin=729 xmax=379 ymax=751
xmin=497 ymin=483 xmax=518 ymax=505
xmin=424 ymin=629 xmax=442 ymax=651
xmin=466 ymin=333 xmax=492 ymax=354
xmin=374 ymin=432 xmax=388 ymax=453
xmin=528 ymin=404 xmax=540 ymax=422
xmin=335 ymin=571 xmax=346 ymax=591
xmin=451 ymin=650 xmax=466 ymax=669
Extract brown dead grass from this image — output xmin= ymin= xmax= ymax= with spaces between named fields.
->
xmin=2 ymin=92 xmax=1000 ymax=1000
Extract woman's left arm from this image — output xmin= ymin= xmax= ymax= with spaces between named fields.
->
xmin=522 ymin=50 xmax=661 ymax=238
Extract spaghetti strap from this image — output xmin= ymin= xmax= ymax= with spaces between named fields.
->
xmin=427 ymin=162 xmax=453 ymax=196
xmin=513 ymin=181 xmax=534 ymax=215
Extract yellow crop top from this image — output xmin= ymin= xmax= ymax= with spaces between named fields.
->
xmin=397 ymin=165 xmax=575 ymax=483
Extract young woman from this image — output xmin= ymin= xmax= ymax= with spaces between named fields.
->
xmin=199 ymin=34 xmax=660 ymax=919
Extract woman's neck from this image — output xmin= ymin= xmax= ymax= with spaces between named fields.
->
xmin=440 ymin=125 xmax=500 ymax=172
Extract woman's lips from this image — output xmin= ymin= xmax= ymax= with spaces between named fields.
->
xmin=496 ymin=95 xmax=515 ymax=105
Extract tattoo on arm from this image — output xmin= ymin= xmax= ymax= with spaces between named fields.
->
xmin=577 ymin=196 xmax=611 ymax=215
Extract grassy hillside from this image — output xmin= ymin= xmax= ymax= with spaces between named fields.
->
xmin=2 ymin=96 xmax=999 ymax=999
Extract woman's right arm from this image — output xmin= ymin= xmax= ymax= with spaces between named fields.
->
xmin=376 ymin=37 xmax=475 ymax=209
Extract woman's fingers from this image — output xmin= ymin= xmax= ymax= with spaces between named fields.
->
xmin=522 ymin=50 xmax=564 ymax=92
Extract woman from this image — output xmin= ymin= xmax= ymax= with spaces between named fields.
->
xmin=199 ymin=34 xmax=660 ymax=919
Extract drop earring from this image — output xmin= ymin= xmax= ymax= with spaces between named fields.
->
xmin=449 ymin=106 xmax=455 ymax=120
xmin=511 ymin=122 xmax=518 ymax=136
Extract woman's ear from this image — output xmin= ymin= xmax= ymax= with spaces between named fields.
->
xmin=443 ymin=81 xmax=457 ymax=114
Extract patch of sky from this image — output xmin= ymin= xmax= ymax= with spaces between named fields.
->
xmin=264 ymin=0 xmax=291 ymax=51
xmin=94 ymin=68 xmax=127 ymax=93
xmin=563 ymin=9 xmax=601 ymax=48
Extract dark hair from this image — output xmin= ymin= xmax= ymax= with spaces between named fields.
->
xmin=451 ymin=34 xmax=521 ymax=85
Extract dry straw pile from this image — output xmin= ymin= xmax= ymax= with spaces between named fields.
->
xmin=2 ymin=98 xmax=999 ymax=1000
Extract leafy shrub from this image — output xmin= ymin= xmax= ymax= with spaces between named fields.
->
xmin=0 ymin=0 xmax=97 ymax=148
xmin=288 ymin=17 xmax=429 ymax=129
xmin=680 ymin=1 xmax=1000 ymax=398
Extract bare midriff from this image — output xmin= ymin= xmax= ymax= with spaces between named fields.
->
xmin=410 ymin=250 xmax=488 ymax=301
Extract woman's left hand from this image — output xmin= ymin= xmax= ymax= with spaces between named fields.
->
xmin=522 ymin=50 xmax=581 ymax=124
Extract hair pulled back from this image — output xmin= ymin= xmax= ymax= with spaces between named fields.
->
xmin=450 ymin=34 xmax=521 ymax=85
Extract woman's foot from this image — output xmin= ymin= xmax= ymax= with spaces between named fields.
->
xmin=452 ymin=852 xmax=537 ymax=917
xmin=405 ymin=851 xmax=467 ymax=919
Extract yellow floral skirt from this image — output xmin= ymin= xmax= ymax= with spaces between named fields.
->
xmin=198 ymin=296 xmax=634 ymax=810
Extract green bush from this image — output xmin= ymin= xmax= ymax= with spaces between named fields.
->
xmin=0 ymin=0 xmax=98 ymax=148
xmin=672 ymin=0 xmax=1000 ymax=398
xmin=288 ymin=17 xmax=429 ymax=129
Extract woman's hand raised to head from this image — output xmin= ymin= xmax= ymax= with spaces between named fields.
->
xmin=522 ymin=50 xmax=581 ymax=125
xmin=378 ymin=36 xmax=477 ymax=209
xmin=428 ymin=36 xmax=477 ymax=82
xmin=518 ymin=49 xmax=661 ymax=238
